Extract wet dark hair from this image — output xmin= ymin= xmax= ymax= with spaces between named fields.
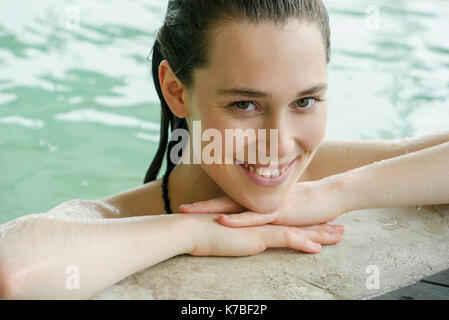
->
xmin=143 ymin=0 xmax=331 ymax=183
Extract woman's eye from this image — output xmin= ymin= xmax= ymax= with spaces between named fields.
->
xmin=232 ymin=101 xmax=257 ymax=111
xmin=295 ymin=97 xmax=316 ymax=109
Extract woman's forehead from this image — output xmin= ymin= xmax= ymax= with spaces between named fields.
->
xmin=196 ymin=19 xmax=327 ymax=95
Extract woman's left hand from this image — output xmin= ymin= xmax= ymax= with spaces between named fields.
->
xmin=179 ymin=177 xmax=349 ymax=228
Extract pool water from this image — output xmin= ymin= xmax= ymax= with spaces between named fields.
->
xmin=1 ymin=0 xmax=448 ymax=223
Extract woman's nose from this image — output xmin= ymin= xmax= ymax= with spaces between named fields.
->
xmin=263 ymin=113 xmax=296 ymax=161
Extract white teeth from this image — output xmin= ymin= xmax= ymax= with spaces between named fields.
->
xmin=262 ymin=170 xmax=271 ymax=178
xmin=243 ymin=163 xmax=288 ymax=179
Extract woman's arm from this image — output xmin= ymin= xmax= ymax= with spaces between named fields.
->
xmin=335 ymin=140 xmax=449 ymax=211
xmin=0 ymin=208 xmax=195 ymax=299
xmin=0 ymin=201 xmax=343 ymax=299
xmin=181 ymin=140 xmax=449 ymax=227
xmin=301 ymin=130 xmax=449 ymax=182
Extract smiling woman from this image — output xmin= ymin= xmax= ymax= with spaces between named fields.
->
xmin=0 ymin=0 xmax=347 ymax=300
xmin=0 ymin=0 xmax=448 ymax=300
xmin=146 ymin=14 xmax=330 ymax=213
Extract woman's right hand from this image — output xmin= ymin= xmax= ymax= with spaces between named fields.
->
xmin=186 ymin=214 xmax=344 ymax=257
xmin=179 ymin=178 xmax=348 ymax=228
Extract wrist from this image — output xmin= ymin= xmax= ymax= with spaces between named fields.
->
xmin=322 ymin=172 xmax=357 ymax=214
xmin=169 ymin=214 xmax=199 ymax=255
xmin=178 ymin=214 xmax=222 ymax=256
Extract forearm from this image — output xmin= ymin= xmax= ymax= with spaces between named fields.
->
xmin=331 ymin=141 xmax=449 ymax=211
xmin=0 ymin=212 xmax=194 ymax=299
xmin=305 ymin=130 xmax=449 ymax=181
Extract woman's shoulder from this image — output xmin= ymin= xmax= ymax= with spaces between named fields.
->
xmin=97 ymin=179 xmax=166 ymax=218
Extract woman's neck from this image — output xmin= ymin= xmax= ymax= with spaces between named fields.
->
xmin=167 ymin=162 xmax=224 ymax=212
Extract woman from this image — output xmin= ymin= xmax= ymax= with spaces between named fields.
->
xmin=0 ymin=0 xmax=448 ymax=299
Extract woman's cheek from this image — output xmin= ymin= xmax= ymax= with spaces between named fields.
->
xmin=200 ymin=115 xmax=255 ymax=161
xmin=296 ymin=104 xmax=327 ymax=152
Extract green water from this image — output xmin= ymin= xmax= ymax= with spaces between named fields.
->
xmin=1 ymin=0 xmax=448 ymax=223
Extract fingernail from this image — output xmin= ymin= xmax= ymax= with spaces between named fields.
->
xmin=312 ymin=242 xmax=321 ymax=250
xmin=332 ymin=232 xmax=340 ymax=239
xmin=180 ymin=204 xmax=193 ymax=209
xmin=307 ymin=239 xmax=321 ymax=250
xmin=332 ymin=226 xmax=344 ymax=233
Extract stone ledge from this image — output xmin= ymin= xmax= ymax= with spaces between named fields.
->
xmin=92 ymin=204 xmax=449 ymax=300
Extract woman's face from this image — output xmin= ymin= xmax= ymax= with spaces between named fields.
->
xmin=186 ymin=18 xmax=328 ymax=213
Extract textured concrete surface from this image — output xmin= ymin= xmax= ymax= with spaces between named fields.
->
xmin=92 ymin=204 xmax=449 ymax=300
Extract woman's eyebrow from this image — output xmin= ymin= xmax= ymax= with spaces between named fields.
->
xmin=216 ymin=83 xmax=327 ymax=98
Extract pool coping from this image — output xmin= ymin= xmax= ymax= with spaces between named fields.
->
xmin=92 ymin=204 xmax=449 ymax=300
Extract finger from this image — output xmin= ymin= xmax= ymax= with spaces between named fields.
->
xmin=218 ymin=211 xmax=278 ymax=227
xmin=255 ymin=225 xmax=322 ymax=254
xmin=285 ymin=230 xmax=322 ymax=253
xmin=299 ymin=223 xmax=345 ymax=235
xmin=296 ymin=228 xmax=342 ymax=245
xmin=179 ymin=195 xmax=245 ymax=213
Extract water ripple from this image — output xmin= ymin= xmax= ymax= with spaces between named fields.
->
xmin=54 ymin=108 xmax=159 ymax=131
xmin=0 ymin=115 xmax=44 ymax=129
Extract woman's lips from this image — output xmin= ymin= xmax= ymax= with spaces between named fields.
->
xmin=237 ymin=157 xmax=297 ymax=187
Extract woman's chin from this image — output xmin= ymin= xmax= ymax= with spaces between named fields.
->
xmin=204 ymin=165 xmax=293 ymax=213
xmin=239 ymin=195 xmax=285 ymax=214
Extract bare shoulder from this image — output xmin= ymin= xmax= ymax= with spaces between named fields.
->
xmin=40 ymin=179 xmax=165 ymax=220
xmin=299 ymin=138 xmax=407 ymax=182
xmin=43 ymin=199 xmax=111 ymax=219
xmin=297 ymin=140 xmax=337 ymax=182
xmin=97 ymin=179 xmax=166 ymax=218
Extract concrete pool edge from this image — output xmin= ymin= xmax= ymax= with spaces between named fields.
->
xmin=92 ymin=204 xmax=449 ymax=300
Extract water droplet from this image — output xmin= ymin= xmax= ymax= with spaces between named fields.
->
xmin=320 ymin=273 xmax=344 ymax=284
xmin=379 ymin=217 xmax=409 ymax=231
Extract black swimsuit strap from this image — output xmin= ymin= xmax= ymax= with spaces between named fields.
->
xmin=161 ymin=164 xmax=176 ymax=214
